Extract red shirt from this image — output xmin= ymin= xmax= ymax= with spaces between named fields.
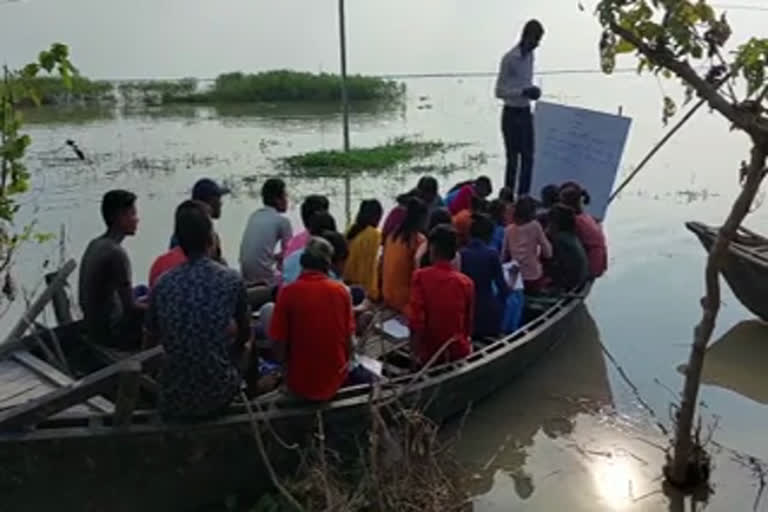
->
xmin=149 ymin=246 xmax=187 ymax=288
xmin=269 ymin=271 xmax=355 ymax=401
xmin=574 ymin=213 xmax=607 ymax=278
xmin=448 ymin=184 xmax=474 ymax=215
xmin=408 ymin=261 xmax=474 ymax=364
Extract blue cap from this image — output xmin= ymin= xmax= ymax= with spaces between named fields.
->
xmin=192 ymin=178 xmax=229 ymax=201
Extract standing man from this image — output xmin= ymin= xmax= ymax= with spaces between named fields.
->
xmin=495 ymin=19 xmax=545 ymax=197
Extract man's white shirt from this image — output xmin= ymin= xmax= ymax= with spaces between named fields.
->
xmin=494 ymin=44 xmax=534 ymax=108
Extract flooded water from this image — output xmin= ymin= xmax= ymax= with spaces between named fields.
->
xmin=3 ymin=0 xmax=768 ymax=510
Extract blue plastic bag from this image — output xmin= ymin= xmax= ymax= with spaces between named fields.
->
xmin=501 ymin=289 xmax=525 ymax=334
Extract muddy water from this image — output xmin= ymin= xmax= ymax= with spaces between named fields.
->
xmin=4 ymin=0 xmax=768 ymax=510
xmin=11 ymin=74 xmax=768 ymax=511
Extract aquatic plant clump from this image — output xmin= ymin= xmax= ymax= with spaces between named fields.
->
xmin=170 ymin=70 xmax=405 ymax=104
xmin=279 ymin=138 xmax=462 ymax=177
xmin=118 ymin=78 xmax=198 ymax=105
xmin=3 ymin=76 xmax=115 ymax=106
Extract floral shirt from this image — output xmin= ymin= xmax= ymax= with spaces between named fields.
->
xmin=145 ymin=257 xmax=248 ymax=418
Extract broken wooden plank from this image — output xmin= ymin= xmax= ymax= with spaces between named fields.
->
xmin=44 ymin=268 xmax=75 ymax=325
xmin=11 ymin=351 xmax=114 ymax=413
xmin=113 ymin=361 xmax=142 ymax=426
xmin=0 ymin=346 xmax=164 ymax=431
xmin=0 ymin=259 xmax=77 ymax=359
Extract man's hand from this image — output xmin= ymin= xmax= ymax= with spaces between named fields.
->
xmin=522 ymin=86 xmax=542 ymax=101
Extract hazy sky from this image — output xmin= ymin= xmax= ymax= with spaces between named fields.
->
xmin=1 ymin=0 xmax=765 ymax=79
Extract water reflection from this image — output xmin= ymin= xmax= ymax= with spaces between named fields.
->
xmin=21 ymin=105 xmax=116 ymax=125
xmin=697 ymin=320 xmax=768 ymax=405
xmin=22 ymin=100 xmax=407 ymax=127
xmin=456 ymin=306 xmax=614 ymax=501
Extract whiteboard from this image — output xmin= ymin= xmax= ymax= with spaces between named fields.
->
xmin=530 ymin=102 xmax=631 ymax=220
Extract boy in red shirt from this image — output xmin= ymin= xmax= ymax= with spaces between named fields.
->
xmin=408 ymin=225 xmax=475 ymax=365
xmin=269 ymin=237 xmax=356 ymax=401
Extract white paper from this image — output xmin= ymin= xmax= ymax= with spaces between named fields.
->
xmin=531 ymin=102 xmax=632 ymax=220
xmin=381 ymin=317 xmax=410 ymax=340
xmin=503 ymin=261 xmax=524 ymax=290
xmin=356 ymin=355 xmax=384 ymax=377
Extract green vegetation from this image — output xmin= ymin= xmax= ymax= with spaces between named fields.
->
xmin=1 ymin=43 xmax=76 ymax=301
xmin=1 ymin=75 xmax=113 ymax=106
xmin=118 ymin=78 xmax=197 ymax=105
xmin=169 ymin=70 xmax=404 ymax=104
xmin=279 ymin=138 xmax=462 ymax=177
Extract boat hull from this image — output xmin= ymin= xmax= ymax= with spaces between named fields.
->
xmin=686 ymin=221 xmax=768 ymax=322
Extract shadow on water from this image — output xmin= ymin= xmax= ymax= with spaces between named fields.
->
xmin=686 ymin=320 xmax=768 ymax=405
xmin=455 ymin=305 xmax=614 ymax=500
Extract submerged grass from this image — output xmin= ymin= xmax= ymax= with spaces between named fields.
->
xmin=169 ymin=70 xmax=404 ymax=104
xmin=279 ymin=138 xmax=464 ymax=177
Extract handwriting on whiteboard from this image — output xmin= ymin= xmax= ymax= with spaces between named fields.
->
xmin=531 ymin=102 xmax=631 ymax=220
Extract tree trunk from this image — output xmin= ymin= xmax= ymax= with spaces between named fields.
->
xmin=669 ymin=143 xmax=768 ymax=485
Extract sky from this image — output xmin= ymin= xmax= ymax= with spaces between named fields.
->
xmin=2 ymin=0 xmax=766 ymax=80
xmin=1 ymin=0 xmax=632 ymax=79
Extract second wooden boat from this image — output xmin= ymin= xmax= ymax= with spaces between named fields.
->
xmin=686 ymin=221 xmax=768 ymax=322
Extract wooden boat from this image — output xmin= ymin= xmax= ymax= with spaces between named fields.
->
xmin=0 ymin=285 xmax=590 ymax=512
xmin=686 ymin=221 xmax=768 ymax=322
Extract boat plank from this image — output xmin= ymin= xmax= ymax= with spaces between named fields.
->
xmin=0 ymin=382 xmax=55 ymax=409
xmin=0 ymin=361 xmax=35 ymax=386
xmin=11 ymin=351 xmax=114 ymax=413
xmin=0 ymin=346 xmax=164 ymax=430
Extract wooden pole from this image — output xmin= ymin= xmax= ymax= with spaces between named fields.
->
xmin=608 ymin=96 xmax=706 ymax=205
xmin=0 ymin=258 xmax=76 ymax=359
xmin=338 ymin=0 xmax=350 ymax=153
xmin=338 ymin=0 xmax=352 ymax=226
xmin=113 ymin=360 xmax=142 ymax=427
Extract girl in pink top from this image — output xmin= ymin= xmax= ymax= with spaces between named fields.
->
xmin=502 ymin=196 xmax=552 ymax=290
xmin=560 ymin=183 xmax=607 ymax=278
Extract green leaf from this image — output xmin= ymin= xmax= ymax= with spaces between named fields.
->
xmin=615 ymin=39 xmax=636 ymax=54
xmin=38 ymin=51 xmax=55 ymax=72
xmin=50 ymin=43 xmax=69 ymax=61
xmin=693 ymin=1 xmax=712 ymax=21
xmin=21 ymin=63 xmax=39 ymax=79
xmin=57 ymin=65 xmax=73 ymax=89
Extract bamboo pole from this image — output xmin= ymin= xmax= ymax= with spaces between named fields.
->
xmin=608 ymin=96 xmax=706 ymax=205
xmin=338 ymin=0 xmax=352 ymax=226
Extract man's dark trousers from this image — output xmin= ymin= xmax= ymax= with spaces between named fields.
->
xmin=502 ymin=105 xmax=534 ymax=196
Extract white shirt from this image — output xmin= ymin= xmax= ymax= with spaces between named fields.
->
xmin=495 ymin=45 xmax=535 ymax=108
xmin=239 ymin=206 xmax=292 ymax=286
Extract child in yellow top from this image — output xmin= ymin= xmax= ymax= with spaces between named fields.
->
xmin=343 ymin=200 xmax=384 ymax=301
